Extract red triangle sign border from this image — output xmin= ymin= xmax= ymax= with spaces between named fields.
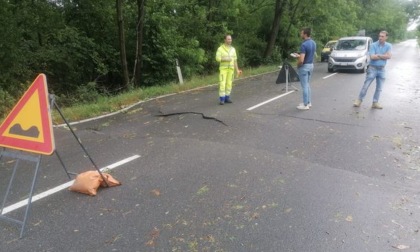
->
xmin=0 ymin=74 xmax=55 ymax=155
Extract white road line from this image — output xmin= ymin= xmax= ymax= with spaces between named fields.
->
xmin=323 ymin=73 xmax=337 ymax=79
xmin=246 ymin=91 xmax=295 ymax=111
xmin=1 ymin=154 xmax=141 ymax=215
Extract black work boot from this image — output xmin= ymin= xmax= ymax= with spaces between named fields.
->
xmin=225 ymin=95 xmax=232 ymax=103
xmin=219 ymin=96 xmax=225 ymax=105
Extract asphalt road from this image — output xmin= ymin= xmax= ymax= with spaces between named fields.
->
xmin=1 ymin=39 xmax=420 ymax=252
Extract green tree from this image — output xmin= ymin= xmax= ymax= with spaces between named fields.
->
xmin=116 ymin=0 xmax=130 ymax=89
xmin=0 ymin=0 xmax=417 ymax=118
xmin=356 ymin=0 xmax=408 ymax=40
xmin=139 ymin=0 xmax=206 ymax=86
xmin=132 ymin=0 xmax=147 ymax=86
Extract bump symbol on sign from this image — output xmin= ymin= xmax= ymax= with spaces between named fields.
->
xmin=9 ymin=124 xmax=40 ymax=138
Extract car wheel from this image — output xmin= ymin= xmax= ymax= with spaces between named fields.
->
xmin=328 ymin=67 xmax=334 ymax=73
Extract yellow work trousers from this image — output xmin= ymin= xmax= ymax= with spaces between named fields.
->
xmin=219 ymin=68 xmax=234 ymax=97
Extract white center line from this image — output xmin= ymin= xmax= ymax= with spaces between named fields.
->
xmin=1 ymin=154 xmax=141 ymax=215
xmin=246 ymin=91 xmax=295 ymax=111
xmin=323 ymin=73 xmax=337 ymax=79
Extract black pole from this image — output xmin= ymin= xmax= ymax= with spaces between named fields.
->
xmin=50 ymin=95 xmax=109 ymax=187
xmin=54 ymin=150 xmax=73 ymax=179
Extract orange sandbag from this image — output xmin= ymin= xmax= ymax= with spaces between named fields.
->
xmin=101 ymin=173 xmax=122 ymax=187
xmin=69 ymin=171 xmax=121 ymax=196
xmin=69 ymin=171 xmax=102 ymax=196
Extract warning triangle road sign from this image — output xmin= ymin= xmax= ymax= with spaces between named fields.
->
xmin=276 ymin=62 xmax=300 ymax=84
xmin=0 ymin=74 xmax=55 ymax=155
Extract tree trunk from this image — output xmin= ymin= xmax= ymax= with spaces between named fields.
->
xmin=281 ymin=0 xmax=304 ymax=58
xmin=116 ymin=0 xmax=130 ymax=89
xmin=132 ymin=0 xmax=146 ymax=86
xmin=263 ymin=0 xmax=286 ymax=58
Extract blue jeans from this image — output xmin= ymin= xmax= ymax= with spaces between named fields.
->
xmin=358 ymin=66 xmax=385 ymax=103
xmin=298 ymin=64 xmax=313 ymax=106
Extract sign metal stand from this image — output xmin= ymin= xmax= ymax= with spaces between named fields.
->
xmin=276 ymin=60 xmax=300 ymax=92
xmin=0 ymin=74 xmax=108 ymax=238
xmin=0 ymin=149 xmax=42 ymax=238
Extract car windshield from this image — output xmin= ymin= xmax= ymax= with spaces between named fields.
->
xmin=335 ymin=39 xmax=366 ymax=51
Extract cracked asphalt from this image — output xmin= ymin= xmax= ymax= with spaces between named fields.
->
xmin=1 ymin=39 xmax=420 ymax=252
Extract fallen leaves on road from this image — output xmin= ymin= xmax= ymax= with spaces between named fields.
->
xmin=392 ymin=244 xmax=410 ymax=250
xmin=105 ymin=234 xmax=123 ymax=245
xmin=249 ymin=212 xmax=260 ymax=220
xmin=205 ymin=234 xmax=216 ymax=243
xmin=196 ymin=185 xmax=209 ymax=195
xmin=333 ymin=212 xmax=354 ymax=223
xmin=392 ymin=137 xmax=403 ymax=149
xmin=284 ymin=208 xmax=293 ymax=213
xmin=145 ymin=227 xmax=160 ymax=247
xmin=391 ymin=219 xmax=404 ymax=229
xmin=32 ymin=219 xmax=42 ymax=226
xmin=122 ymin=131 xmax=137 ymax=139
xmin=372 ymin=135 xmax=381 ymax=140
xmin=231 ymin=205 xmax=244 ymax=210
xmin=151 ymin=189 xmax=161 ymax=196
xmin=273 ymin=176 xmax=285 ymax=184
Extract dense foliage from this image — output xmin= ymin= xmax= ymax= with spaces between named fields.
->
xmin=0 ymin=0 xmax=418 ymax=116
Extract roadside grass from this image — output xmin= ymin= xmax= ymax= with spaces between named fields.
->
xmin=51 ymin=64 xmax=280 ymax=124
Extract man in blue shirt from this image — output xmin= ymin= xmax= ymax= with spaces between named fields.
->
xmin=296 ymin=27 xmax=316 ymax=110
xmin=354 ymin=31 xmax=392 ymax=109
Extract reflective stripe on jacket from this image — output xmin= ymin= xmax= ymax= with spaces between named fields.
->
xmin=216 ymin=44 xmax=237 ymax=70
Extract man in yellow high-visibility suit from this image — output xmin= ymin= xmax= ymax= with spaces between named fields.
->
xmin=216 ymin=35 xmax=242 ymax=105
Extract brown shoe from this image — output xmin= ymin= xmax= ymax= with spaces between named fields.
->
xmin=371 ymin=102 xmax=383 ymax=109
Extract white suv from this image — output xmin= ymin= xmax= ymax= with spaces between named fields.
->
xmin=328 ymin=36 xmax=373 ymax=73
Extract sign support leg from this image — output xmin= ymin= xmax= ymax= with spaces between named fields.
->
xmin=54 ymin=150 xmax=74 ymax=179
xmin=20 ymin=155 xmax=41 ymax=238
xmin=1 ymin=156 xmax=20 ymax=214
xmin=283 ymin=59 xmax=299 ymax=93
xmin=0 ymin=150 xmax=41 ymax=238
xmin=49 ymin=95 xmax=109 ymax=187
